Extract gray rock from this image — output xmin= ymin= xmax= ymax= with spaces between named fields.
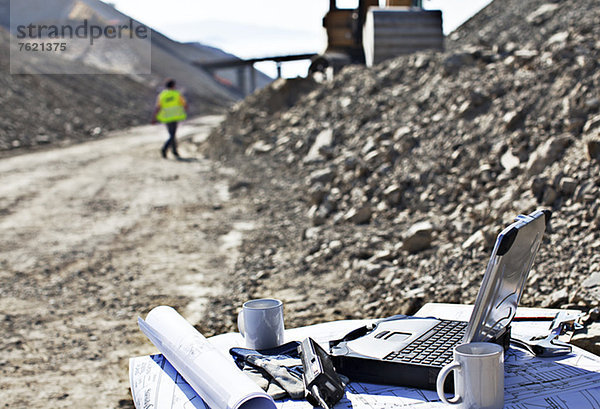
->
xmin=370 ymin=249 xmax=396 ymax=263
xmin=394 ymin=135 xmax=418 ymax=153
xmin=383 ymin=184 xmax=402 ymax=205
xmin=531 ymin=176 xmax=547 ymax=199
xmin=364 ymin=150 xmax=383 ymax=166
xmin=344 ymin=205 xmax=372 ymax=224
xmin=559 ymin=177 xmax=578 ymax=196
xmin=308 ymin=168 xmax=335 ymax=185
xmin=306 ymin=129 xmax=334 ymax=162
xmin=303 ymin=227 xmax=322 ymax=240
xmin=458 ymin=100 xmax=473 ymax=117
xmin=526 ymin=3 xmax=559 ymax=25
xmin=35 ymin=134 xmax=51 ymax=144
xmin=361 ymin=139 xmax=377 ymax=155
xmin=364 ymin=262 xmax=384 ymax=276
xmin=586 ymin=139 xmax=600 ymax=161
xmin=541 ymin=287 xmax=569 ymax=308
xmin=308 ymin=183 xmax=327 ymax=205
xmin=402 ymin=221 xmax=434 ymax=253
xmin=526 ymin=135 xmax=573 ymax=176
xmin=583 ymin=114 xmax=600 ymax=133
xmin=341 ymin=155 xmax=359 ymax=170
xmin=503 ymin=110 xmax=524 ymax=131
xmin=462 ymin=230 xmax=485 ymax=250
xmin=583 ymin=272 xmax=600 ymax=289
xmin=542 ymin=186 xmax=558 ymax=205
xmin=574 ymin=182 xmax=595 ymax=203
xmin=501 ymin=150 xmax=520 ymax=171
xmin=393 ymin=126 xmax=411 ymax=140
xmin=585 ymin=98 xmax=600 ymax=110
xmin=308 ymin=205 xmax=328 ymax=226
xmin=513 ymin=49 xmax=539 ymax=63
xmin=443 ymin=52 xmax=475 ymax=76
xmin=245 ymin=140 xmax=273 ymax=155
xmin=546 ymin=31 xmax=569 ymax=46
xmin=469 ymin=90 xmax=489 ymax=106
xmin=328 ymin=240 xmax=343 ymax=253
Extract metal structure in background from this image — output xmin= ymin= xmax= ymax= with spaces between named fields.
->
xmin=194 ymin=53 xmax=317 ymax=96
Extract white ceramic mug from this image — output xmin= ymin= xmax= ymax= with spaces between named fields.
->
xmin=237 ymin=298 xmax=285 ymax=350
xmin=436 ymin=342 xmax=504 ymax=409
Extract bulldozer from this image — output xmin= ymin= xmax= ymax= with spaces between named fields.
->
xmin=309 ymin=0 xmax=443 ymax=73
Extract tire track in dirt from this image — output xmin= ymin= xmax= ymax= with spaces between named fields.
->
xmin=0 ymin=116 xmax=254 ymax=409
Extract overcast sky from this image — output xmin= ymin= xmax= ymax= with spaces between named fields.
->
xmin=106 ymin=0 xmax=493 ymax=77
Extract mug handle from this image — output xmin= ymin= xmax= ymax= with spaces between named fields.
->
xmin=237 ymin=310 xmax=245 ymax=338
xmin=436 ymin=361 xmax=461 ymax=405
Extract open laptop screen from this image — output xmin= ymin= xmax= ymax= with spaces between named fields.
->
xmin=463 ymin=209 xmax=550 ymax=343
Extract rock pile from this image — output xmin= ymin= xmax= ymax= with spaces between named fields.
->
xmin=201 ymin=0 xmax=600 ymax=330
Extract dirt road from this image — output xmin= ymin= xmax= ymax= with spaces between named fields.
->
xmin=0 ymin=116 xmax=256 ymax=408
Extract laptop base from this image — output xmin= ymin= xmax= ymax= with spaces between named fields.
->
xmin=330 ymin=317 xmax=511 ymax=391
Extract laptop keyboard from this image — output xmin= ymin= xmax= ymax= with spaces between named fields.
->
xmin=383 ymin=319 xmax=467 ymax=367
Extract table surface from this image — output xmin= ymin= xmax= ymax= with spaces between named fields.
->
xmin=131 ymin=303 xmax=600 ymax=409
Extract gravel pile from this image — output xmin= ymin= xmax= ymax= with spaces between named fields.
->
xmin=201 ymin=0 xmax=600 ymax=330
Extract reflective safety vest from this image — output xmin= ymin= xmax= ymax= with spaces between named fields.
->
xmin=156 ymin=89 xmax=187 ymax=123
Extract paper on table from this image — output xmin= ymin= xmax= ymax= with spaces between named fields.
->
xmin=138 ymin=305 xmax=276 ymax=409
xmin=130 ymin=354 xmax=209 ymax=409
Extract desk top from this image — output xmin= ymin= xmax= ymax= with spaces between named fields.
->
xmin=131 ymin=303 xmax=600 ymax=409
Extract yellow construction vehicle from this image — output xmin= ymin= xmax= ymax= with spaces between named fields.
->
xmin=309 ymin=0 xmax=443 ymax=73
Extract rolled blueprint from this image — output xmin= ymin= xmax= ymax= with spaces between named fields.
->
xmin=138 ymin=305 xmax=276 ymax=409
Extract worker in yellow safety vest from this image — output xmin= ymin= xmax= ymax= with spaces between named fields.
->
xmin=152 ymin=78 xmax=188 ymax=158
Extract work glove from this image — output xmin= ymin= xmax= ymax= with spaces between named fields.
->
xmin=230 ymin=341 xmax=305 ymax=400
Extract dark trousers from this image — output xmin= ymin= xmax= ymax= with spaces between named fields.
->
xmin=162 ymin=122 xmax=179 ymax=155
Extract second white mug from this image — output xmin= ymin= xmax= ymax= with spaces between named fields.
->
xmin=436 ymin=342 xmax=504 ymax=409
xmin=237 ymin=298 xmax=285 ymax=350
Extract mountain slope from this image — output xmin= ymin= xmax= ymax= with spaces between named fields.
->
xmin=0 ymin=26 xmax=156 ymax=152
xmin=0 ymin=0 xmax=275 ymax=153
xmin=2 ymin=0 xmax=240 ymax=102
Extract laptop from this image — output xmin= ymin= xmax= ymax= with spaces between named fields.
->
xmin=329 ymin=209 xmax=551 ymax=390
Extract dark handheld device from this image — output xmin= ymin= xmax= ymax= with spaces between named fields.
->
xmin=298 ymin=337 xmax=345 ymax=409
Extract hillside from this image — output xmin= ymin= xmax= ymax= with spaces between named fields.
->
xmin=199 ymin=0 xmax=600 ymax=331
xmin=0 ymin=26 xmax=158 ymax=153
xmin=0 ymin=0 xmax=272 ymax=154
xmin=2 ymin=0 xmax=240 ymax=96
